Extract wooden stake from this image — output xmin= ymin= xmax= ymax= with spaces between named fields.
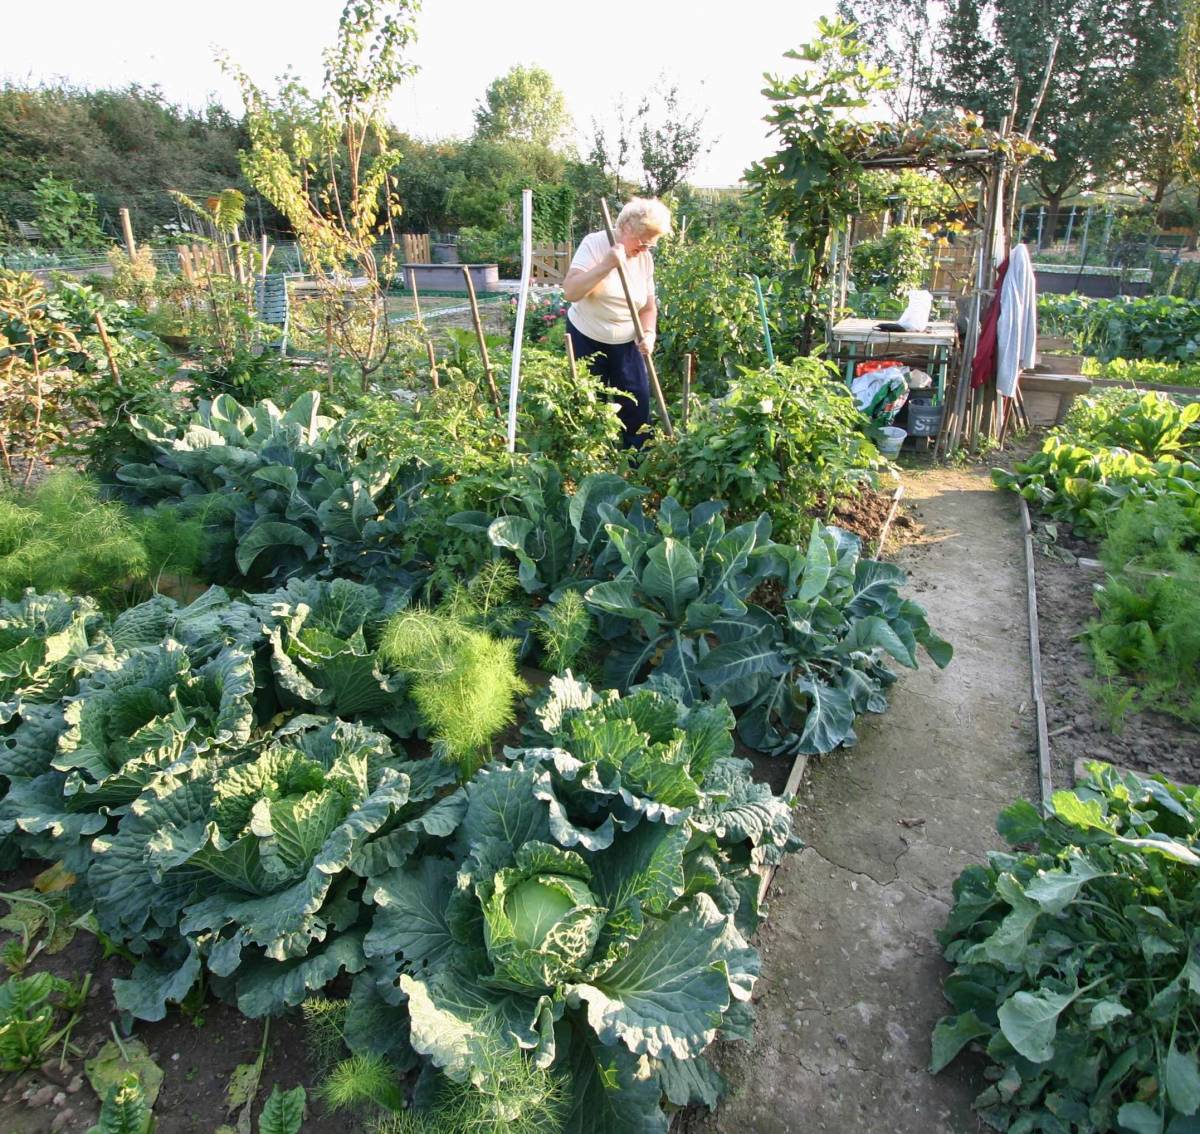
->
xmin=409 ymin=269 xmax=439 ymax=392
xmin=176 ymin=245 xmax=195 ymax=284
xmin=119 ymin=207 xmax=136 ymax=259
xmin=427 ymin=340 xmax=440 ymax=391
xmin=682 ymin=353 xmax=694 ymax=429
xmin=462 ymin=266 xmax=501 ymax=416
xmin=325 ymin=313 xmax=335 ymax=395
xmin=598 ymin=199 xmax=674 ymax=439
xmin=232 ymin=226 xmax=245 ymax=285
xmin=408 ymin=269 xmax=423 ymax=322
xmin=92 ymin=311 xmax=122 ymax=388
xmin=565 ymin=330 xmax=579 ymax=384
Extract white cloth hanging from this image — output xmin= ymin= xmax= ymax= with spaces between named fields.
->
xmin=996 ymin=243 xmax=1037 ymax=397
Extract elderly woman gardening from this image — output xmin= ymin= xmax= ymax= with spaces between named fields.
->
xmin=562 ymin=197 xmax=672 ymax=448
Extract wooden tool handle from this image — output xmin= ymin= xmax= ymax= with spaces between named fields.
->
xmin=598 ymin=200 xmax=674 ymax=439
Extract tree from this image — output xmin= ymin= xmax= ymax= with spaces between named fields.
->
xmin=745 ymin=18 xmax=894 ymax=350
xmin=841 ymin=0 xmax=1183 ymax=230
xmin=225 ymin=0 xmax=420 ymax=389
xmin=834 ymin=0 xmax=943 ymax=120
xmin=472 ymin=65 xmax=572 ymax=149
xmin=1179 ymin=0 xmax=1200 ymax=189
xmin=934 ymin=0 xmax=1181 ymax=229
xmin=586 ymin=99 xmax=637 ymax=201
xmin=0 ymin=82 xmax=256 ymax=237
xmin=636 ymin=83 xmax=709 ymax=196
xmin=585 ymin=82 xmax=709 ymax=199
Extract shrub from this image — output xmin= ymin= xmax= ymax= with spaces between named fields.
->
xmin=457 ymin=226 xmax=520 ymax=277
xmin=636 ymin=359 xmax=883 ymax=543
xmin=850 ymin=225 xmax=931 ymax=295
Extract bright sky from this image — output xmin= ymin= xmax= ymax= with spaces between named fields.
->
xmin=3 ymin=0 xmax=836 ymax=186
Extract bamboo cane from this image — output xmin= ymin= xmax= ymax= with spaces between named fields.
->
xmin=408 ymin=269 xmax=423 ymax=322
xmin=427 ymin=340 xmax=440 ymax=392
xmin=682 ymin=353 xmax=693 ymax=429
xmin=598 ymin=199 xmax=674 ymax=439
xmin=409 ymin=269 xmax=439 ymax=391
xmin=92 ymin=311 xmax=122 ymax=388
xmin=565 ymin=330 xmax=580 ymax=385
xmin=462 ymin=266 xmax=501 ymax=416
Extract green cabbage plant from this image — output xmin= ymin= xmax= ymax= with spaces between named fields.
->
xmin=583 ymin=498 xmax=951 ymax=756
xmin=365 ymin=679 xmax=800 ymax=1133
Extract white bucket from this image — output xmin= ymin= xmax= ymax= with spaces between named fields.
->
xmin=878 ymin=426 xmax=907 ymax=455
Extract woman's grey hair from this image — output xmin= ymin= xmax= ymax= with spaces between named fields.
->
xmin=616 ymin=197 xmax=673 ymax=239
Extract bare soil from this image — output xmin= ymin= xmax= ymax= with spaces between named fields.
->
xmin=0 ymin=860 xmax=346 ymax=1134
xmin=823 ymin=484 xmax=919 ymax=551
xmin=1031 ymin=529 xmax=1200 ymax=787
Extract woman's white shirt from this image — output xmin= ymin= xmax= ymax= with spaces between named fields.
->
xmin=565 ymin=231 xmax=655 ymax=344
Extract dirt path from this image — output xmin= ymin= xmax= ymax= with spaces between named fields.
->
xmin=696 ymin=464 xmax=1039 ymax=1134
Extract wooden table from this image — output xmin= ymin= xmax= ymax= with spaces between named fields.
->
xmin=830 ymin=318 xmax=958 ymax=404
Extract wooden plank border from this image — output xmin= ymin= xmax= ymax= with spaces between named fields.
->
xmin=1019 ymin=496 xmax=1054 ymax=807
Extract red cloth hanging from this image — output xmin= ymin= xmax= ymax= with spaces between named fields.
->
xmin=971 ymin=256 xmax=1011 ymax=390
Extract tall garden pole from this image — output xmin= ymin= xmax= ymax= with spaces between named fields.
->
xmin=1079 ymin=208 xmax=1092 ymax=267
xmin=599 ymin=199 xmax=674 ymax=438
xmin=1064 ymin=206 xmax=1077 ymax=249
xmin=506 ymin=189 xmax=534 ymax=453
xmin=1036 ymin=207 xmax=1045 ymax=250
xmin=1018 ymin=206 xmax=1027 ymax=243
xmin=752 ymin=275 xmax=775 ymax=365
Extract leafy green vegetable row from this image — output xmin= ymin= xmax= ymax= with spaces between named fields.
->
xmin=109 ymin=391 xmax=949 ymax=757
xmin=993 ymin=392 xmax=1200 ymax=543
xmin=0 ymin=585 xmax=795 ymax=1133
xmin=934 ymin=763 xmax=1200 ymax=1134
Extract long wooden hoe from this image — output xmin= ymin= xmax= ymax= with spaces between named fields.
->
xmin=598 ymin=200 xmax=674 ymax=439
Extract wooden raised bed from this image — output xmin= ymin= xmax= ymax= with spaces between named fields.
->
xmin=399 ymin=263 xmax=499 ymax=293
xmin=1019 ymin=372 xmax=1093 ymax=425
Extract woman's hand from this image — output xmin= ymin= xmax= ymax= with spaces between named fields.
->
xmin=636 ymin=330 xmax=655 ymax=357
xmin=604 ymin=243 xmax=628 ymax=271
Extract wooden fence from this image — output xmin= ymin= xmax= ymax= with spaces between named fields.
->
xmin=929 ymin=239 xmax=976 ymax=296
xmin=532 ymin=242 xmax=572 ymax=283
xmin=400 ymin=233 xmax=431 ymax=263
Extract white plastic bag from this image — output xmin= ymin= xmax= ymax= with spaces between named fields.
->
xmin=897 ymin=289 xmax=933 ymax=332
